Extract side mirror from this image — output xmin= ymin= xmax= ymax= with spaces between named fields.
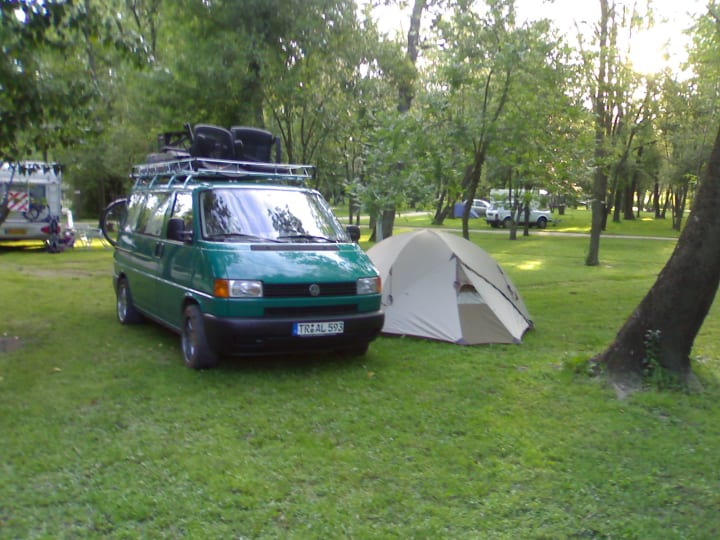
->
xmin=346 ymin=225 xmax=361 ymax=243
xmin=167 ymin=218 xmax=193 ymax=243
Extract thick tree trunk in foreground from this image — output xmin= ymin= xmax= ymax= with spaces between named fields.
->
xmin=593 ymin=125 xmax=720 ymax=378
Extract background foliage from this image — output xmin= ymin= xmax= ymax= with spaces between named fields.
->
xmin=2 ymin=0 xmax=718 ymax=226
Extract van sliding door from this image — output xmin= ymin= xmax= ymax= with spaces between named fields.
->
xmin=130 ymin=192 xmax=172 ymax=317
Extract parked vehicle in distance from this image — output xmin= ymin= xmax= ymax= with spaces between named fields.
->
xmin=0 ymin=161 xmax=68 ymax=251
xmin=101 ymin=123 xmax=384 ymax=369
xmin=453 ymin=198 xmax=492 ymax=218
xmin=471 ymin=199 xmax=492 ymax=217
xmin=486 ymin=206 xmax=552 ymax=229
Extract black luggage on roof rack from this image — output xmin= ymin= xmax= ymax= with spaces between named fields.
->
xmin=148 ymin=123 xmax=281 ymax=164
xmin=230 ymin=126 xmax=280 ymax=162
xmin=137 ymin=123 xmax=302 ymax=182
xmin=190 ymin=124 xmax=235 ymax=160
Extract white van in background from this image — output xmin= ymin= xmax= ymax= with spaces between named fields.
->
xmin=0 ymin=161 xmax=66 ymax=250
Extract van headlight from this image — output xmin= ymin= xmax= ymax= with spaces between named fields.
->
xmin=356 ymin=276 xmax=381 ymax=295
xmin=214 ymin=279 xmax=263 ymax=298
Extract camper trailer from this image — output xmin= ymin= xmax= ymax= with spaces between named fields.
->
xmin=0 ymin=161 xmax=64 ymax=249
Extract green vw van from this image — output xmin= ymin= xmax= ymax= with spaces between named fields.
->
xmin=101 ymin=124 xmax=383 ymax=369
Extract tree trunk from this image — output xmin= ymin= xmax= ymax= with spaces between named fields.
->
xmin=397 ymin=0 xmax=425 ymax=113
xmin=623 ymin=179 xmax=636 ymax=220
xmin=661 ymin=186 xmax=671 ymax=219
xmin=653 ymin=178 xmax=661 ymax=218
xmin=587 ymin=200 xmax=602 ymax=265
xmin=348 ymin=195 xmax=360 ymax=226
xmin=593 ymin=125 xmax=720 ymax=379
xmin=381 ymin=209 xmax=395 ymax=240
xmin=433 ymin=204 xmax=450 ymax=225
xmin=432 ymin=188 xmax=447 ymax=225
xmin=586 ymin=0 xmax=610 ymax=266
xmin=612 ymin=185 xmax=622 ymax=223
xmin=672 ymin=184 xmax=688 ymax=231
xmin=372 ymin=0 xmax=426 ymax=240
xmin=461 ymin=146 xmax=486 ymax=240
xmin=508 ymin=198 xmax=519 ymax=240
xmin=625 ymin=145 xmax=643 ymax=220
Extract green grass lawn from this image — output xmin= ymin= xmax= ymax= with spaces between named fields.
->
xmin=1 ymin=231 xmax=719 ymax=538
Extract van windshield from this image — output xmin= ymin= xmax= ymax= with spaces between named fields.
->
xmin=200 ymin=187 xmax=348 ymax=243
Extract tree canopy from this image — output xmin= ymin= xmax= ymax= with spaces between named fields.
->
xmin=1 ymin=0 xmax=717 ymax=231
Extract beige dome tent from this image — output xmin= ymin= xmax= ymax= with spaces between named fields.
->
xmin=367 ymin=229 xmax=532 ymax=344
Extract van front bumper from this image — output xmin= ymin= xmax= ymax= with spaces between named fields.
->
xmin=202 ymin=310 xmax=385 ymax=355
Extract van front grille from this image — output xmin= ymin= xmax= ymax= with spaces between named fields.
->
xmin=263 ymin=282 xmax=356 ymax=298
xmin=264 ymin=305 xmax=357 ymax=318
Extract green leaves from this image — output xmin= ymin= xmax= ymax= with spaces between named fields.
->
xmin=0 ymin=0 xmax=153 ymax=160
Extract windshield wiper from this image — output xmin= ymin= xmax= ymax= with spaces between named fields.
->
xmin=277 ymin=234 xmax=338 ymax=243
xmin=206 ymin=232 xmax=280 ymax=243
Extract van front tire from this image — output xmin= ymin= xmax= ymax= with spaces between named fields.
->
xmin=117 ymin=279 xmax=143 ymax=324
xmin=181 ymin=305 xmax=219 ymax=369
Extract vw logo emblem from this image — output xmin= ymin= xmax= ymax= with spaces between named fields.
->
xmin=308 ymin=284 xmax=321 ymax=297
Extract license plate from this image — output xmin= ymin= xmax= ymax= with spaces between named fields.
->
xmin=293 ymin=321 xmax=344 ymax=336
xmin=5 ymin=228 xmax=27 ymax=235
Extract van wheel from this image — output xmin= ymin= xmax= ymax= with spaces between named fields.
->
xmin=537 ymin=217 xmax=548 ymax=229
xmin=181 ymin=304 xmax=219 ymax=369
xmin=502 ymin=217 xmax=512 ymax=228
xmin=116 ymin=279 xmax=143 ymax=324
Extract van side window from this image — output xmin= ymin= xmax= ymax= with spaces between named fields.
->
xmin=137 ymin=192 xmax=172 ymax=237
xmin=123 ymin=192 xmax=146 ymax=233
xmin=170 ymin=191 xmax=193 ymax=229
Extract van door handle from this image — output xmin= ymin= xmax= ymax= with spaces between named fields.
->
xmin=155 ymin=242 xmax=164 ymax=258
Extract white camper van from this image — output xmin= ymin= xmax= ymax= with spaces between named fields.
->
xmin=0 ymin=161 xmax=65 ymax=250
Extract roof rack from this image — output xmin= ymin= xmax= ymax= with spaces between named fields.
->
xmin=131 ymin=158 xmax=314 ymax=187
